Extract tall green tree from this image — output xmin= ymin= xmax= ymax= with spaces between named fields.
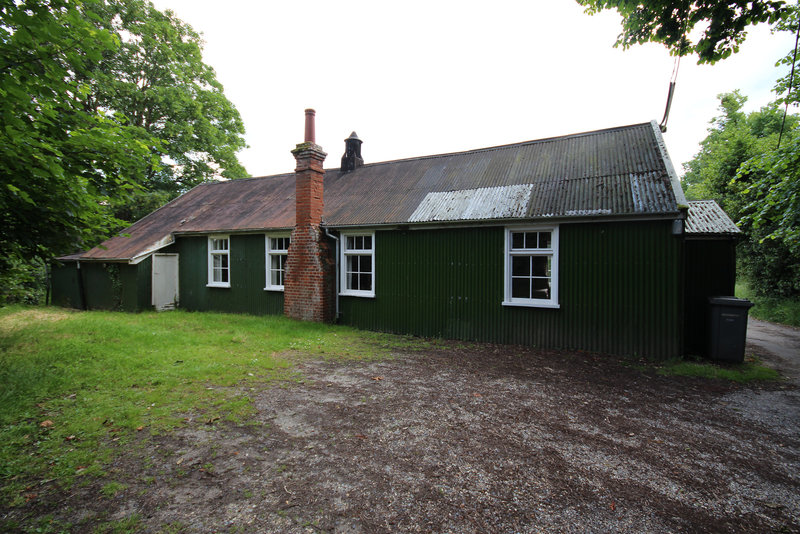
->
xmin=1 ymin=0 xmax=248 ymax=303
xmin=0 ymin=0 xmax=153 ymax=277
xmin=683 ymin=93 xmax=800 ymax=297
xmin=576 ymin=0 xmax=790 ymax=63
xmin=87 ymin=0 xmax=248 ymax=198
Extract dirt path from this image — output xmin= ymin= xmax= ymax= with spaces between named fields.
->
xmin=748 ymin=317 xmax=800 ymax=383
xmin=7 ymin=345 xmax=799 ymax=533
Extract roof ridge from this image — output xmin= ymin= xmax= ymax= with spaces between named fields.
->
xmin=320 ymin=121 xmax=654 ymax=172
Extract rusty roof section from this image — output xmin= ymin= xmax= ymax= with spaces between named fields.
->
xmin=685 ymin=200 xmax=740 ymax=235
xmin=67 ymin=120 xmax=685 ymax=261
xmin=75 ymin=174 xmax=296 ymax=261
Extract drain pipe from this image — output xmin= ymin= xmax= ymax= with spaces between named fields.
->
xmin=76 ymin=260 xmax=88 ymax=310
xmin=323 ymin=227 xmax=341 ymax=320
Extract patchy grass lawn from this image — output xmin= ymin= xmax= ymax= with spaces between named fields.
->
xmin=0 ymin=306 xmax=422 ymax=512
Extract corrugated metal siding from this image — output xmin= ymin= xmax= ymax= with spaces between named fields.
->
xmin=340 ymin=227 xmax=504 ymax=340
xmin=51 ymin=262 xmax=82 ymax=309
xmin=339 ymin=222 xmax=682 ymax=359
xmin=51 ymin=259 xmax=151 ymax=311
xmin=135 ymin=256 xmax=152 ymax=311
xmin=76 ymin=262 xmax=144 ymax=311
xmin=175 ymin=234 xmax=283 ymax=316
xmin=556 ymin=222 xmax=682 ymax=358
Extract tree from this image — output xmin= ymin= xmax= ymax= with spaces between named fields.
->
xmin=0 ymin=0 xmax=248 ymax=303
xmin=0 ymin=0 xmax=153 ymax=279
xmin=86 ymin=0 xmax=248 ymax=198
xmin=772 ymin=5 xmax=800 ymax=105
xmin=576 ymin=0 xmax=790 ymax=63
xmin=683 ymin=93 xmax=800 ymax=297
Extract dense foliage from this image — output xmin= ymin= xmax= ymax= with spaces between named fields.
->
xmin=683 ymin=92 xmax=800 ymax=297
xmin=1 ymin=0 xmax=152 ymax=300
xmin=578 ymin=0 xmax=799 ymax=301
xmin=0 ymin=0 xmax=247 ymax=303
xmin=576 ymin=0 xmax=790 ymax=63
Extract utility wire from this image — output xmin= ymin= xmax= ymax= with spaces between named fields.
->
xmin=777 ymin=18 xmax=800 ymax=150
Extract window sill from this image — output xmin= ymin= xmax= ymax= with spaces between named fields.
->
xmin=263 ymin=287 xmax=284 ymax=292
xmin=207 ymin=283 xmax=231 ymax=289
xmin=340 ymin=291 xmax=376 ymax=298
xmin=502 ymin=300 xmax=560 ymax=309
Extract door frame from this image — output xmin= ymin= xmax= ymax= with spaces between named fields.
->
xmin=152 ymin=253 xmax=179 ymax=311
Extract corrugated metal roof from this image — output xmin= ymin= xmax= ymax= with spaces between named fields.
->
xmin=685 ymin=200 xmax=740 ymax=235
xmin=67 ymin=120 xmax=685 ymax=261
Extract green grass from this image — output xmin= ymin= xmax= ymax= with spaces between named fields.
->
xmin=0 ymin=306 xmax=417 ymax=509
xmin=736 ymin=280 xmax=800 ymax=327
xmin=655 ymin=355 xmax=780 ymax=382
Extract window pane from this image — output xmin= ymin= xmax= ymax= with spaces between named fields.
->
xmin=532 ymin=278 xmax=550 ymax=299
xmin=348 ymin=271 xmax=359 ymax=290
xmin=212 ymin=238 xmax=228 ymax=251
xmin=512 ymin=277 xmax=530 ymax=299
xmin=538 ymin=232 xmax=552 ymax=249
xmin=532 ymin=256 xmax=549 ymax=277
xmin=270 ymin=255 xmax=285 ymax=286
xmin=346 ymin=236 xmax=354 ymax=249
xmin=213 ymin=265 xmax=228 ymax=284
xmin=363 ymin=235 xmax=372 ymax=249
xmin=361 ymin=255 xmax=373 ymax=272
xmin=359 ymin=273 xmax=372 ymax=291
xmin=512 ymin=256 xmax=530 ymax=276
xmin=511 ymin=232 xmax=524 ymax=249
xmin=524 ymin=232 xmax=537 ymax=248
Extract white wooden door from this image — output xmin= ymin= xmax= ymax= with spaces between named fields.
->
xmin=152 ymin=253 xmax=179 ymax=311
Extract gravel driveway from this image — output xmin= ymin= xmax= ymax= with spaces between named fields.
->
xmin=15 ymin=341 xmax=799 ymax=533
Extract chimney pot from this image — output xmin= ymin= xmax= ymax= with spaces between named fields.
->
xmin=304 ymin=108 xmax=316 ymax=143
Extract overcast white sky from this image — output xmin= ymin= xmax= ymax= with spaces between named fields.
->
xmin=151 ymin=0 xmax=796 ymax=179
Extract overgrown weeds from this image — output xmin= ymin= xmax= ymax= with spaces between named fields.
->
xmin=737 ymin=280 xmax=800 ymax=327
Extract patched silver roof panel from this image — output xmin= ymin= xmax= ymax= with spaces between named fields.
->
xmin=685 ymin=200 xmax=740 ymax=235
xmin=409 ymin=184 xmax=534 ymax=222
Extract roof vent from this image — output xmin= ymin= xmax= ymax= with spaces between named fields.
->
xmin=340 ymin=131 xmax=363 ymax=172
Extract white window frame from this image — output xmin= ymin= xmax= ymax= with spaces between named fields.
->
xmin=502 ymin=226 xmax=559 ymax=309
xmin=207 ymin=235 xmax=231 ymax=288
xmin=264 ymin=234 xmax=290 ymax=291
xmin=340 ymin=231 xmax=375 ymax=298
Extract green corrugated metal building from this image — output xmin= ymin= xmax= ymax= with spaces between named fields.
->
xmin=52 ymin=118 xmax=740 ymax=359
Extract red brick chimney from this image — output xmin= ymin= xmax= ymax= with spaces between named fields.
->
xmin=284 ymin=109 xmax=335 ymax=322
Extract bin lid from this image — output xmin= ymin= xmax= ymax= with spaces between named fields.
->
xmin=708 ymin=296 xmax=754 ymax=308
